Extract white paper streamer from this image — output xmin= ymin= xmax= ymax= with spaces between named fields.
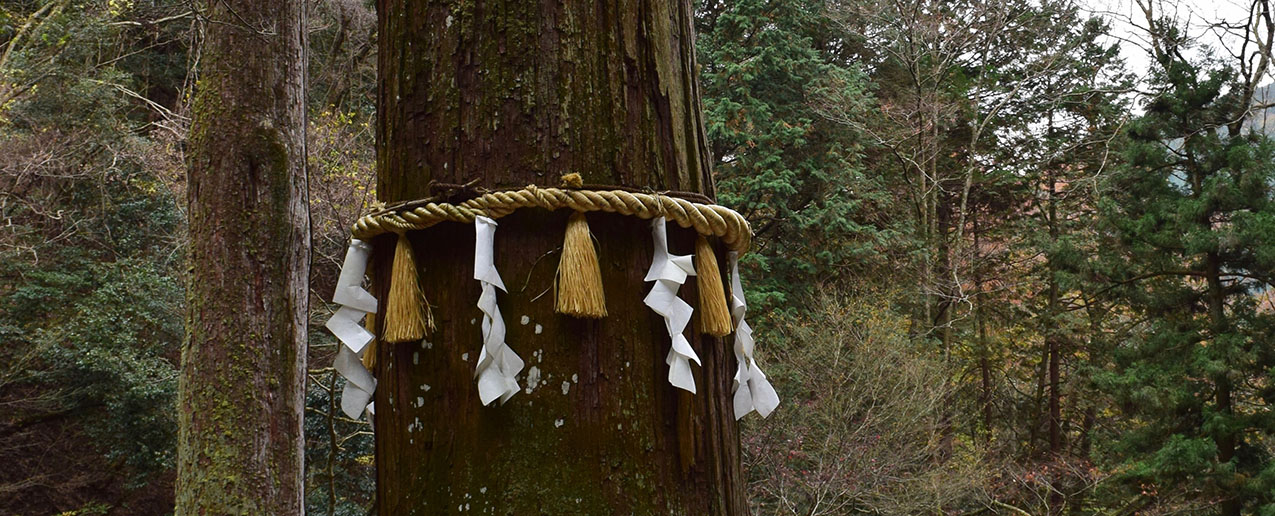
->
xmin=643 ymin=217 xmax=701 ymax=393
xmin=324 ymin=238 xmax=378 ymax=420
xmin=333 ymin=239 xmax=378 ymax=312
xmin=336 ymin=344 xmax=376 ymax=419
xmin=325 ymin=305 xmax=374 ymax=353
xmin=473 ymin=216 xmax=524 ymax=405
xmin=729 ymin=252 xmax=779 ymax=419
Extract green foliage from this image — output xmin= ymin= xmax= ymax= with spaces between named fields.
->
xmin=0 ymin=155 xmax=185 ymax=506
xmin=1096 ymin=26 xmax=1275 ymax=513
xmin=28 ymin=259 xmax=182 ymax=476
xmin=0 ymin=0 xmax=189 ymax=511
xmin=697 ymin=0 xmax=893 ymax=317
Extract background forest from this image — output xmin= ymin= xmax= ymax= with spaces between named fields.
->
xmin=2 ymin=0 xmax=1274 ymax=514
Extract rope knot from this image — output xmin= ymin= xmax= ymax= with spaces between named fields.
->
xmin=653 ymin=192 xmax=670 ymax=218
xmin=526 ymin=184 xmax=555 ymax=210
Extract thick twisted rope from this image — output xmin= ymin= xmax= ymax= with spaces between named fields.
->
xmin=351 ymin=186 xmax=752 ymax=253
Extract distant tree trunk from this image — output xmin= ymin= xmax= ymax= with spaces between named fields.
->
xmin=1206 ymin=251 xmax=1240 ymax=516
xmin=1046 ymin=170 xmax=1062 ymax=457
xmin=178 ymin=1 xmax=309 ymax=513
xmin=1041 ymin=160 xmax=1065 ymax=515
xmin=371 ymin=1 xmax=747 ymax=514
xmin=973 ymin=212 xmax=994 ymax=442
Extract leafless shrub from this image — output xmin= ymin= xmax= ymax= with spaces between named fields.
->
xmin=745 ymin=292 xmax=990 ymax=515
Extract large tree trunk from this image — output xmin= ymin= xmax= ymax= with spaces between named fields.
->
xmin=371 ymin=0 xmax=747 ymax=514
xmin=178 ymin=1 xmax=309 ymax=513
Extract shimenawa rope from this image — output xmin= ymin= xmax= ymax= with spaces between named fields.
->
xmin=351 ymin=184 xmax=752 ymax=254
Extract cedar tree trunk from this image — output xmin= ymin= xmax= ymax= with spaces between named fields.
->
xmin=178 ymin=1 xmax=309 ymax=513
xmin=371 ymin=0 xmax=748 ymax=514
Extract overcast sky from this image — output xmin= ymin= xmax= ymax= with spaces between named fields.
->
xmin=1082 ymin=0 xmax=1264 ymax=81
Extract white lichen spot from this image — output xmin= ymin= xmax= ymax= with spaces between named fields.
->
xmin=524 ymin=366 xmax=541 ymax=393
xmin=562 ymin=381 xmax=570 ymax=395
xmin=446 ymin=14 xmax=454 ymax=27
xmin=625 ymin=361 xmax=631 ymax=368
xmin=416 ymin=396 xmax=424 ymax=407
xmin=422 ymin=384 xmax=431 ymax=392
xmin=461 ymin=352 xmax=469 ymax=362
xmin=470 ymin=318 xmax=477 ymax=325
xmin=480 ymin=487 xmax=487 ymax=494
xmin=423 ymin=340 xmax=433 ymax=350
xmin=554 ymin=418 xmax=564 ymax=428
xmin=520 ymin=315 xmax=530 ymax=325
xmin=413 ymin=352 xmax=419 ymax=365
xmin=617 ymin=423 xmax=623 ymax=430
xmin=534 ymin=324 xmax=543 ymax=335
xmin=572 ymin=373 xmax=578 ymax=383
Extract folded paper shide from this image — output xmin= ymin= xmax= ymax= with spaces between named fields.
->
xmin=323 ymin=177 xmax=779 ymax=421
xmin=473 ymin=216 xmax=523 ymax=405
xmin=324 ymin=239 xmax=377 ymax=419
xmin=729 ymin=252 xmax=779 ymax=419
xmin=643 ymin=217 xmax=702 ymax=393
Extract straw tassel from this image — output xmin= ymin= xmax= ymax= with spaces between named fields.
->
xmin=556 ymin=211 xmax=607 ymax=318
xmin=694 ymin=235 xmax=733 ymax=337
xmin=383 ymin=232 xmax=434 ymax=343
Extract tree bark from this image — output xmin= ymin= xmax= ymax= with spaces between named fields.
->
xmin=372 ymin=0 xmax=747 ymax=514
xmin=178 ymin=1 xmax=309 ymax=513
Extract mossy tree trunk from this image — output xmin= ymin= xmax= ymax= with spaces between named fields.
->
xmin=371 ymin=0 xmax=747 ymax=514
xmin=178 ymin=1 xmax=309 ymax=514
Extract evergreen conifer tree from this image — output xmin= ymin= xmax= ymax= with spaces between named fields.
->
xmin=697 ymin=0 xmax=887 ymax=316
xmin=1099 ymin=22 xmax=1275 ymax=514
